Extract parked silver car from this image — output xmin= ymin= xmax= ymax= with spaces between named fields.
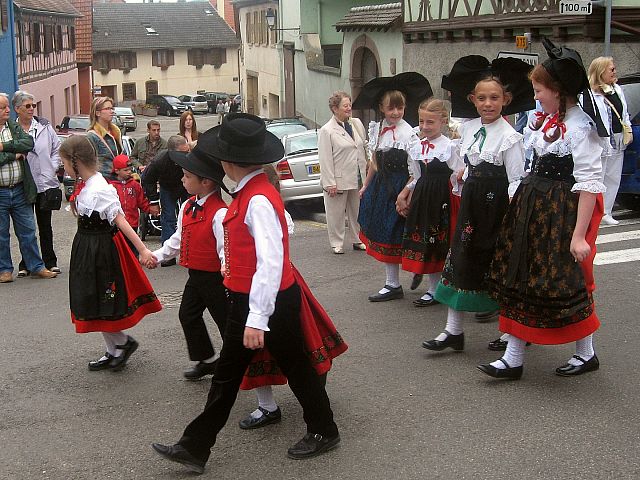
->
xmin=178 ymin=94 xmax=209 ymax=114
xmin=114 ymin=107 xmax=136 ymax=132
xmin=275 ymin=130 xmax=322 ymax=202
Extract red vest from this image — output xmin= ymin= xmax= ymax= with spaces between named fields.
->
xmin=179 ymin=192 xmax=226 ymax=272
xmin=222 ymin=173 xmax=295 ymax=293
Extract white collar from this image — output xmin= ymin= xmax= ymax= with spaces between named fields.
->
xmin=195 ymin=190 xmax=216 ymax=205
xmin=233 ymin=169 xmax=263 ymax=193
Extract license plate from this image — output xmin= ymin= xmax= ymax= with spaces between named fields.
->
xmin=307 ymin=164 xmax=321 ymax=174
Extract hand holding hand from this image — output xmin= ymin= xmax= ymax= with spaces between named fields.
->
xmin=148 ymin=205 xmax=160 ymax=216
xmin=243 ymin=327 xmax=265 ymax=350
xmin=359 ymin=185 xmax=367 ymax=199
xmin=139 ymin=249 xmax=158 ymax=268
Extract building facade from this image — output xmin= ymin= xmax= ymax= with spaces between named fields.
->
xmin=13 ymin=0 xmax=81 ymax=126
xmin=93 ymin=2 xmax=240 ymax=105
xmin=0 ymin=0 xmax=19 ymax=100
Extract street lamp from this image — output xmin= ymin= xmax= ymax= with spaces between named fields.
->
xmin=265 ymin=7 xmax=300 ymax=32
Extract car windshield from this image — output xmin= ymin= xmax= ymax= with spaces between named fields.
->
xmin=193 ymin=96 xmax=207 ymax=102
xmin=285 ymin=133 xmax=318 ymax=155
xmin=165 ymin=96 xmax=181 ymax=104
xmin=68 ymin=117 xmax=90 ymax=130
xmin=114 ymin=107 xmax=133 ymax=116
xmin=267 ymin=124 xmax=307 ymax=139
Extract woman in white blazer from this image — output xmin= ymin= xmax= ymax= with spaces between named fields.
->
xmin=318 ymin=91 xmax=368 ymax=254
xmin=588 ymin=57 xmax=632 ymax=225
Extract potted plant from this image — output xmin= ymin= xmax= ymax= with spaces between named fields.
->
xmin=132 ymin=102 xmax=144 ymax=115
xmin=142 ymin=104 xmax=158 ymax=116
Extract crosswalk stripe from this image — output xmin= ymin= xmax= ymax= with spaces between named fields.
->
xmin=612 ymin=208 xmax=634 ymax=216
xmin=596 ymin=230 xmax=640 ymax=244
xmin=599 ymin=218 xmax=640 ymax=228
xmin=594 ymin=248 xmax=640 ymax=265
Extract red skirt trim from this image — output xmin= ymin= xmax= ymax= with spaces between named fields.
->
xmin=72 ymin=232 xmax=162 ymax=333
xmin=240 ymin=265 xmax=348 ymax=390
xmin=359 ymin=232 xmax=403 ymax=264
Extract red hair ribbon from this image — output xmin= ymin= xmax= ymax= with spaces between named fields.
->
xmin=380 ymin=125 xmax=396 ymax=141
xmin=421 ymin=139 xmax=435 ymax=156
xmin=542 ymin=112 xmax=566 ymax=139
xmin=68 ymin=180 xmax=86 ymax=203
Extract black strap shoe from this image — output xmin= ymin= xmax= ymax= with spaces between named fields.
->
xmin=413 ymin=295 xmax=439 ymax=307
xmin=183 ymin=359 xmax=218 ymax=380
xmin=555 ymin=354 xmax=599 ymax=377
xmin=151 ymin=443 xmax=205 ymax=474
xmin=239 ymin=406 xmax=282 ymax=430
xmin=368 ymin=285 xmax=403 ymax=302
xmin=88 ymin=353 xmax=115 ymax=371
xmin=422 ymin=331 xmax=464 ymax=351
xmin=487 ymin=337 xmax=508 ymax=351
xmin=287 ymin=432 xmax=340 ymax=460
xmin=477 ymin=358 xmax=523 ymax=380
xmin=109 ymin=336 xmax=139 ymax=372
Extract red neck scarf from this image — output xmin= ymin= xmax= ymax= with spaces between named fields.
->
xmin=380 ymin=124 xmax=396 ymax=141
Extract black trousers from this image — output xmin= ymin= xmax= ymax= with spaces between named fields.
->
xmin=19 ymin=199 xmax=56 ymax=271
xmin=179 ymin=270 xmax=228 ymax=361
xmin=178 ymin=283 xmax=338 ymax=462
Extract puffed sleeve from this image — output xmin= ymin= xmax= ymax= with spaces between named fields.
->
xmin=503 ymin=140 xmax=526 ymax=198
xmin=571 ymin=127 xmax=606 ymax=194
xmin=405 ymin=139 xmax=422 ymax=191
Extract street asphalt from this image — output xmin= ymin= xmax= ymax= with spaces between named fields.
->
xmin=1 ymin=115 xmax=639 ymax=479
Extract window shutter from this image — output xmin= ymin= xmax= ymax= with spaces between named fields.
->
xmin=167 ymin=50 xmax=174 ymax=66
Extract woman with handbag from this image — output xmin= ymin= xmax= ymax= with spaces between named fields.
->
xmin=13 ymin=91 xmax=62 ymax=276
xmin=318 ymin=91 xmax=368 ymax=254
xmin=86 ymin=96 xmax=122 ymax=178
xmin=589 ymin=57 xmax=633 ymax=225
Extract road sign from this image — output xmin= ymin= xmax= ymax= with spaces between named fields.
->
xmin=515 ymin=35 xmax=528 ymax=49
xmin=559 ymin=0 xmax=592 ymax=15
xmin=497 ymin=51 xmax=539 ymax=66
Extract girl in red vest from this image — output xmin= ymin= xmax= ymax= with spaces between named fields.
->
xmin=60 ymin=135 xmax=161 ymax=372
xmin=152 ymin=114 xmax=346 ymax=474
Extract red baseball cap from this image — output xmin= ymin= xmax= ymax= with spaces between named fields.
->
xmin=112 ymin=154 xmax=131 ymax=172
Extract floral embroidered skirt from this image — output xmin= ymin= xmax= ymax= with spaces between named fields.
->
xmin=70 ymin=214 xmax=162 ymax=333
xmin=487 ymin=176 xmax=603 ymax=344
xmin=434 ymin=165 xmax=509 ymax=311
xmin=358 ymin=168 xmax=409 ymax=264
xmin=402 ymin=163 xmax=460 ymax=274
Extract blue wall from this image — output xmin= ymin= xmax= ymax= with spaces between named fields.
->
xmin=0 ymin=0 xmax=19 ymax=105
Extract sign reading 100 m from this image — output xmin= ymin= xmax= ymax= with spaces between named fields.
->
xmin=559 ymin=0 xmax=593 ymax=15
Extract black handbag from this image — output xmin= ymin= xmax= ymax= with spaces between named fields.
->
xmin=38 ymin=187 xmax=63 ymax=211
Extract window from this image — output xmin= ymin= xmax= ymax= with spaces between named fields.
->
xmin=68 ymin=25 xmax=75 ymax=49
xmin=94 ymin=52 xmax=109 ymax=70
xmin=32 ymin=23 xmax=41 ymax=53
xmin=122 ymin=83 xmax=136 ymax=101
xmin=188 ymin=48 xmax=205 ymax=67
xmin=44 ymin=24 xmax=53 ymax=54
xmin=151 ymin=49 xmax=174 ymax=68
xmin=55 ymin=25 xmax=63 ymax=51
xmin=206 ymin=48 xmax=227 ymax=67
xmin=119 ymin=51 xmax=137 ymax=70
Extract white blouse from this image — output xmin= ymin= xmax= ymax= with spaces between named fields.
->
xmin=406 ymin=132 xmax=463 ymax=191
xmin=458 ymin=117 xmax=525 ymax=198
xmin=367 ymin=118 xmax=420 ymax=158
xmin=75 ymin=173 xmax=123 ymax=225
xmin=524 ymin=106 xmax=606 ymax=194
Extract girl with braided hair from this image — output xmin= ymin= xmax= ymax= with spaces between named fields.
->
xmin=480 ymin=39 xmax=608 ymax=380
xmin=60 ymin=135 xmax=162 ymax=372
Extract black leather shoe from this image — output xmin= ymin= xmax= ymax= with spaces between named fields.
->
xmin=151 ymin=443 xmax=205 ymax=474
xmin=488 ymin=338 xmax=508 ymax=351
xmin=183 ymin=360 xmax=218 ymax=380
xmin=109 ymin=336 xmax=139 ymax=372
xmin=477 ymin=358 xmax=523 ymax=380
xmin=287 ymin=432 xmax=340 ymax=460
xmin=410 ymin=274 xmax=423 ymax=290
xmin=88 ymin=353 xmax=115 ymax=371
xmin=555 ymin=355 xmax=599 ymax=377
xmin=413 ymin=296 xmax=439 ymax=307
xmin=422 ymin=331 xmax=464 ymax=351
xmin=239 ymin=406 xmax=282 ymax=430
xmin=368 ymin=285 xmax=403 ymax=302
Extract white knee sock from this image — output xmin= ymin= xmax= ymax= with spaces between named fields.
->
xmin=102 ymin=331 xmax=128 ymax=357
xmin=491 ymin=335 xmax=526 ymax=369
xmin=569 ymin=334 xmax=595 ymax=365
xmin=421 ymin=273 xmax=441 ymax=299
xmin=252 ymin=386 xmax=278 ymax=418
xmin=500 ymin=333 xmax=510 ymax=341
xmin=435 ymin=308 xmax=464 ymax=340
xmin=379 ymin=263 xmax=400 ymax=293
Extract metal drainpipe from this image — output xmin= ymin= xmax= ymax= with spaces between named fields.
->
xmin=278 ymin=0 xmax=285 ymax=117
xmin=604 ymin=0 xmax=612 ymax=57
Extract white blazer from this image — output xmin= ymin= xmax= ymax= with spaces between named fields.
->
xmin=592 ymin=83 xmax=631 ymax=150
xmin=318 ymin=115 xmax=367 ymax=191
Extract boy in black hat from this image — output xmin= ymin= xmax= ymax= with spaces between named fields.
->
xmin=146 ymin=148 xmax=228 ymax=380
xmin=152 ymin=114 xmax=340 ymax=474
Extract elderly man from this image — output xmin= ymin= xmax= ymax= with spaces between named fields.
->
xmin=130 ymin=120 xmax=167 ymax=170
xmin=142 ymin=135 xmax=190 ymax=266
xmin=13 ymin=91 xmax=62 ymax=276
xmin=0 ymin=93 xmax=57 ymax=283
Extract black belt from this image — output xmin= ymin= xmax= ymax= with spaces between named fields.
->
xmin=0 ymin=181 xmax=23 ymax=189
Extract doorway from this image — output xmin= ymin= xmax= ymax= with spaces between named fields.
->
xmin=145 ymin=80 xmax=158 ymax=100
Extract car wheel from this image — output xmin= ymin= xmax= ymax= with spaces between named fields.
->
xmin=166 ymin=109 xmax=173 ymax=117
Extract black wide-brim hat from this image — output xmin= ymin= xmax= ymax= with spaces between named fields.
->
xmin=442 ymin=55 xmax=535 ymax=118
xmin=352 ymin=72 xmax=433 ymax=126
xmin=169 ymin=149 xmax=227 ymax=192
xmin=195 ymin=113 xmax=284 ymax=165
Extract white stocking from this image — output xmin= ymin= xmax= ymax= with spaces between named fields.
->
xmin=435 ymin=308 xmax=464 ymax=340
xmin=378 ymin=263 xmax=400 ymax=293
xmin=491 ymin=335 xmax=526 ymax=369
